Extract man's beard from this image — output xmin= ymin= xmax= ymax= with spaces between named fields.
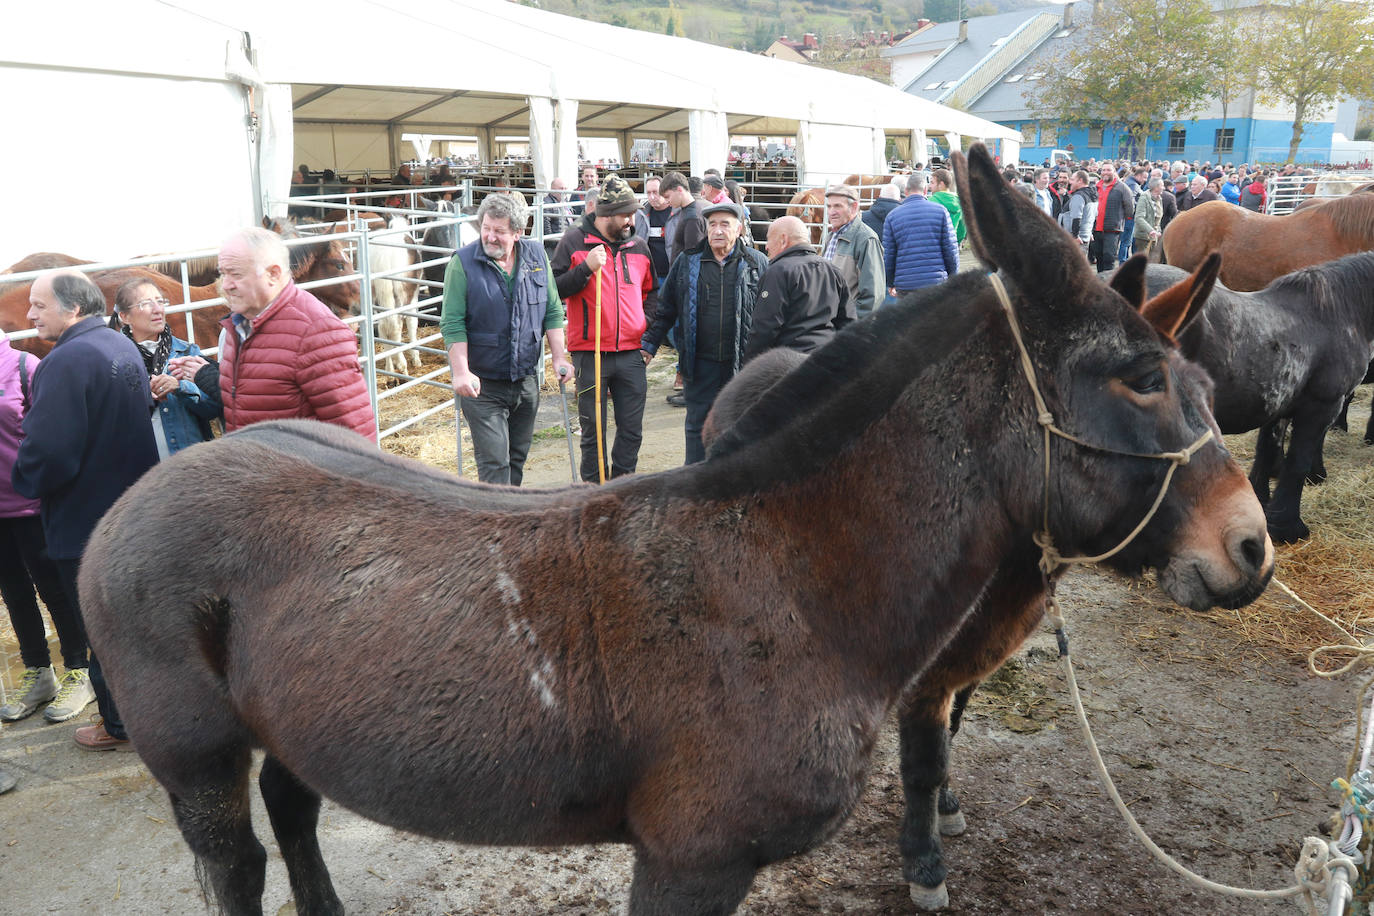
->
xmin=483 ymin=242 xmax=508 ymax=260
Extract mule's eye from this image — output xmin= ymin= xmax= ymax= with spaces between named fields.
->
xmin=1126 ymin=368 xmax=1166 ymax=395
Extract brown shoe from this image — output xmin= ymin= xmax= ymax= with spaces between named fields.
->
xmin=74 ymin=720 xmax=130 ymax=751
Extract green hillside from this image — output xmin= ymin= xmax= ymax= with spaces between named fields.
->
xmin=524 ymin=0 xmax=1047 ymax=52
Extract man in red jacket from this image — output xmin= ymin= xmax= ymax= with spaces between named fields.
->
xmin=213 ymin=227 xmax=377 ymax=441
xmin=551 ymin=175 xmax=657 ymax=482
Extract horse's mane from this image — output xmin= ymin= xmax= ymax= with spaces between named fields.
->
xmin=701 ymin=271 xmax=996 ymax=488
xmin=1269 ymin=250 xmax=1374 ymax=315
xmin=1315 ymin=192 xmax=1374 ymax=245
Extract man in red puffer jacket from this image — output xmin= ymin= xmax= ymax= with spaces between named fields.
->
xmin=213 ymin=227 xmax=376 ymax=441
xmin=551 ymin=175 xmax=658 ymax=482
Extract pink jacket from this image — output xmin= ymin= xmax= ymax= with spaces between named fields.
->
xmin=0 ymin=338 xmax=40 ymax=518
xmin=219 ymin=282 xmax=377 ymax=441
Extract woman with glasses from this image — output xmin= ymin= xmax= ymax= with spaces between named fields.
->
xmin=110 ymin=279 xmax=221 ymax=457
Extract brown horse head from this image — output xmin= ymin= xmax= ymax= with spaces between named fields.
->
xmin=269 ymin=219 xmax=361 ymax=318
xmin=785 ymin=188 xmax=826 ymax=245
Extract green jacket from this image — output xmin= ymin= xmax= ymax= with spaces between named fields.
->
xmin=929 ymin=190 xmax=966 ymax=244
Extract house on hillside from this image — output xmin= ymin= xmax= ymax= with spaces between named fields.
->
xmin=883 ymin=0 xmax=1342 ymax=165
xmin=764 ymin=34 xmax=819 ymax=63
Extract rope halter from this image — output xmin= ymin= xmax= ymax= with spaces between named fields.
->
xmin=987 ymin=272 xmax=1214 ymax=636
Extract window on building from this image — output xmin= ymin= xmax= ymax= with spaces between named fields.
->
xmin=1022 ymin=123 xmax=1039 ymax=146
xmin=924 ymin=82 xmax=942 ymax=91
xmin=1040 ymin=123 xmax=1057 ymax=146
xmin=1026 ymin=72 xmax=1045 ymax=81
xmin=1168 ymin=128 xmax=1187 ymax=153
xmin=1004 ymin=74 xmax=1024 ymax=83
xmin=1088 ymin=125 xmax=1104 ymax=147
xmin=941 ymin=80 xmax=958 ymax=89
xmin=1214 ymin=128 xmax=1235 ymax=154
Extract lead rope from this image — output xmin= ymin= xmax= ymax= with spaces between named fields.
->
xmin=988 ymin=272 xmax=1353 ymax=913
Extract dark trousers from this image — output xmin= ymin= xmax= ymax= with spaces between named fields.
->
xmin=1090 ymin=230 xmax=1121 ymax=273
xmin=0 ymin=515 xmax=86 ymax=670
xmin=55 ymin=557 xmax=124 ymax=739
xmin=573 ymin=350 xmax=647 ymax=483
xmin=459 ymin=375 xmax=540 ymax=486
xmin=684 ymin=358 xmax=735 ymax=464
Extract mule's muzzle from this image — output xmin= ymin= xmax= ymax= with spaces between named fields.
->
xmin=1158 ymin=519 xmax=1274 ymax=611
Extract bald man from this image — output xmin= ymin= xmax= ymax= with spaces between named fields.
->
xmin=743 ymin=215 xmax=851 ymax=361
xmin=13 ymin=270 xmax=158 ymax=749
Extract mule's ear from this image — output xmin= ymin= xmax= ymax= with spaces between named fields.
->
xmin=1108 ymin=254 xmax=1149 ymax=310
xmin=954 ymin=143 xmax=1091 ymax=289
xmin=1140 ymin=252 xmax=1221 ymax=340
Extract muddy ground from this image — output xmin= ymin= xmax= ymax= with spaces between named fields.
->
xmin=0 ymin=358 xmax=1363 ymax=915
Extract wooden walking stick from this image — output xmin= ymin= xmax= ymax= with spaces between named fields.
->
xmin=593 ymin=264 xmax=606 ymax=484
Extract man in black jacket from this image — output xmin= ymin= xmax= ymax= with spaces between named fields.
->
xmin=745 ymin=216 xmax=851 ymax=361
xmin=13 ymin=271 xmax=158 ymax=750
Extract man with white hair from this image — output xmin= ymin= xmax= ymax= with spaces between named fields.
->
xmin=819 ymin=185 xmax=883 ymax=319
xmin=882 ymin=171 xmax=958 ymax=296
xmin=13 ymin=270 xmax=159 ymax=750
xmin=862 ymin=178 xmax=904 ymax=238
xmin=746 ymin=215 xmax=851 ymax=360
xmin=443 ymin=193 xmax=573 ymax=485
xmin=213 ymin=227 xmax=376 ymax=439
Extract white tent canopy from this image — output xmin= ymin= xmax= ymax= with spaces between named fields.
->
xmin=0 ymin=0 xmax=1018 ymax=264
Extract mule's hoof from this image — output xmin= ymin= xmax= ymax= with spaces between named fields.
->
xmin=1267 ymin=518 xmax=1310 ymax=544
xmin=939 ymin=810 xmax=967 ymax=836
xmin=910 ymin=882 xmax=949 ymax=910
xmin=1306 ymin=469 xmax=1327 ymax=485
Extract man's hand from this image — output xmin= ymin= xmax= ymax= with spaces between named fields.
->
xmin=585 ymin=244 xmax=608 ymax=273
xmin=453 ymin=372 xmax=481 ymax=398
xmin=640 ymin=349 xmax=654 ymax=367
xmin=552 ymin=356 xmax=575 ymax=385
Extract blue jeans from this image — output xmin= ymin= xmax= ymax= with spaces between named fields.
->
xmin=685 ymin=358 xmax=735 ymax=464
xmin=459 ymin=375 xmax=540 ymax=486
xmin=1117 ymin=219 xmax=1135 ymax=263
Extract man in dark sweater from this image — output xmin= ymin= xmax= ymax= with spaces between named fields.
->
xmin=13 ymin=270 xmax=158 ymax=750
xmin=640 ymin=201 xmax=769 ymax=463
xmin=745 ymin=215 xmax=851 ymax=361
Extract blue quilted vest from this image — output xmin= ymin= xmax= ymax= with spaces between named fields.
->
xmin=456 ymin=239 xmax=548 ymax=381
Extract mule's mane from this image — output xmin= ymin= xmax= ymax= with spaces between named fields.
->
xmin=703 ymin=271 xmax=996 ymax=485
xmin=1269 ymin=250 xmax=1374 ymax=313
xmin=1315 ymin=192 xmax=1374 ymax=245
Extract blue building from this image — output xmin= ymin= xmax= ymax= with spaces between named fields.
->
xmin=883 ymin=0 xmax=1339 ymax=166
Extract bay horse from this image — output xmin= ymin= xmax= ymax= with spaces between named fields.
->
xmin=1163 ymin=194 xmax=1374 ymax=291
xmin=0 ymin=232 xmax=358 ymax=356
xmin=700 ymin=254 xmax=1246 ymax=910
xmin=1143 ymin=251 xmax=1374 ymax=542
xmin=77 ymin=144 xmax=1272 ymax=916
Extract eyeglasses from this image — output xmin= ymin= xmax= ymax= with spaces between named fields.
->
xmin=131 ymin=297 xmax=170 ymax=311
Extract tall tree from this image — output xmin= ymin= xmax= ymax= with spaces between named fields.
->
xmin=1250 ymin=0 xmax=1374 ymax=163
xmin=1025 ymin=0 xmax=1217 ymax=159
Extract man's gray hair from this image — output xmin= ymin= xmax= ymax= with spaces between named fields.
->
xmin=49 ymin=271 xmax=107 ymax=317
xmin=908 ymin=171 xmax=930 ymax=193
xmin=879 ymin=183 xmax=902 ymax=201
xmin=1147 ymin=177 xmax=1164 ymax=191
xmin=891 ymin=174 xmax=908 ymax=195
xmin=478 ymin=193 xmax=528 ymax=234
xmin=223 ymin=227 xmax=291 ymax=275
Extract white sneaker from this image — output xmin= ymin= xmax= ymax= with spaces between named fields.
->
xmin=0 ymin=665 xmax=59 ymax=721
xmin=43 ymin=669 xmax=95 ymax=723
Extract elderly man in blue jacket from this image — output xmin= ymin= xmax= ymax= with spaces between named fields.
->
xmin=882 ymin=171 xmax=959 ymax=297
xmin=13 ymin=270 xmax=158 ymax=751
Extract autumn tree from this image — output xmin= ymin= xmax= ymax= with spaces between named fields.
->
xmin=1025 ymin=0 xmax=1217 ymax=157
xmin=1250 ymin=0 xmax=1374 ymax=163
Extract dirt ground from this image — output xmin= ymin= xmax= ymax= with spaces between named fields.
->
xmin=0 ymin=358 xmax=1365 ymax=915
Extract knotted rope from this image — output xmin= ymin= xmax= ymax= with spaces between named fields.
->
xmin=990 ymin=271 xmax=1339 ymax=911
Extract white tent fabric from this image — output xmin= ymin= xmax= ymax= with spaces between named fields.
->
xmin=0 ymin=4 xmax=259 ymax=264
xmin=688 ymin=110 xmax=730 ymax=177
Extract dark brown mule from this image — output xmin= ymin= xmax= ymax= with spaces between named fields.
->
xmin=78 ymin=144 xmax=1272 ymax=916
xmin=1163 ymin=194 xmax=1374 ymax=291
xmin=702 ymin=257 xmax=1251 ymax=909
xmin=0 ymin=231 xmax=358 ymax=355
